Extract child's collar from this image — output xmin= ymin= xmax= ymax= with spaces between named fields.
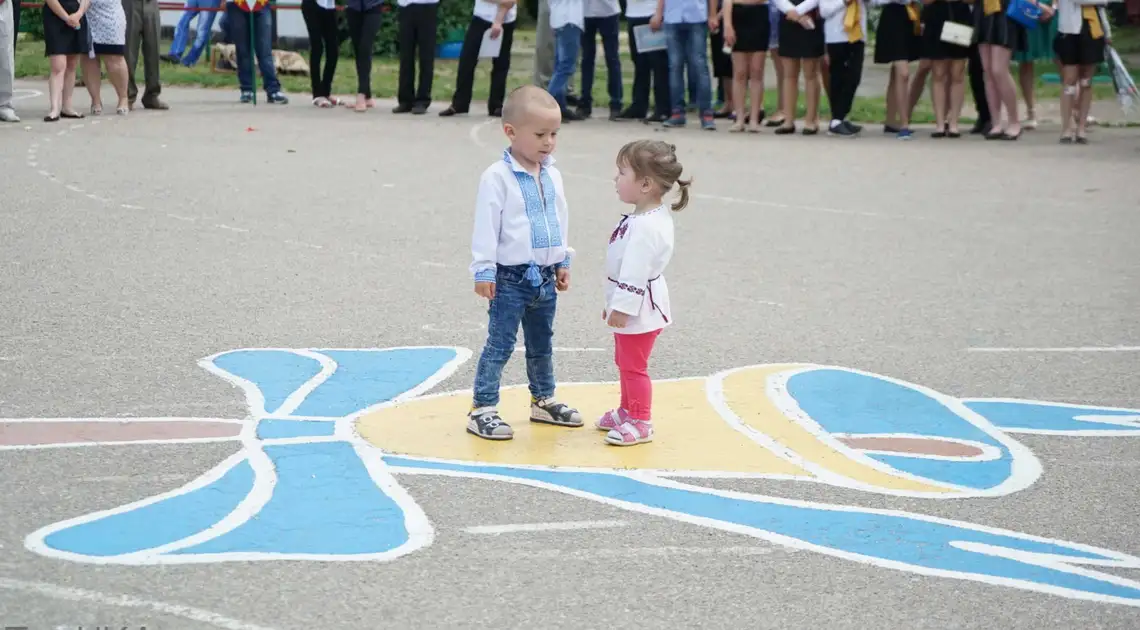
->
xmin=501 ymin=148 xmax=556 ymax=173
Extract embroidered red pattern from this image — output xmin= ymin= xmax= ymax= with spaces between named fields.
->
xmin=615 ymin=282 xmax=645 ymax=296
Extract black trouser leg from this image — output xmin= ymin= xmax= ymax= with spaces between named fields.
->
xmin=487 ymin=23 xmax=515 ymax=113
xmin=827 ymin=41 xmax=863 ymax=122
xmin=415 ymin=3 xmax=437 ymax=106
xmin=348 ymin=7 xmax=380 ymax=98
xmin=626 ymin=16 xmax=650 ymax=117
xmin=397 ymin=5 xmax=415 ymax=105
xmin=451 ymin=17 xmax=487 ymax=112
xmin=579 ymin=17 xmax=599 ymax=112
xmin=967 ymin=42 xmax=990 ymax=126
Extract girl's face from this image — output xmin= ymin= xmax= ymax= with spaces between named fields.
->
xmin=614 ymin=161 xmax=652 ymax=206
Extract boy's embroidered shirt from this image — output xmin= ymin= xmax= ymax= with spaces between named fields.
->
xmin=470 ymin=150 xmax=573 ymax=283
xmin=820 ymin=0 xmax=867 ymax=43
xmin=604 ymin=205 xmax=675 ymax=335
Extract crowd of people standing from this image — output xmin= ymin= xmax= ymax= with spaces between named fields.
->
xmin=0 ymin=0 xmax=1120 ymax=142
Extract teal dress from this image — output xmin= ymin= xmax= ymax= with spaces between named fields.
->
xmin=1014 ymin=0 xmax=1058 ymax=62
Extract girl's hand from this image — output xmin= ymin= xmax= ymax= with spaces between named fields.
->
xmin=724 ymin=26 xmax=736 ymax=47
xmin=66 ymin=13 xmax=81 ymax=28
xmin=607 ymin=311 xmax=630 ymax=328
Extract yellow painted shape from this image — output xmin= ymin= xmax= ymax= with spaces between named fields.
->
xmin=356 ymin=379 xmax=810 ymax=476
xmin=721 ymin=365 xmax=954 ymax=494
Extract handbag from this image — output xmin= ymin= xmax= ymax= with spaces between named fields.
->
xmin=1006 ymin=0 xmax=1042 ymax=30
xmin=940 ymin=21 xmax=973 ymax=47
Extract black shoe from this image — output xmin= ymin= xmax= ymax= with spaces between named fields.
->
xmin=883 ymin=125 xmax=901 ymax=134
xmin=970 ymin=121 xmax=992 ymax=135
xmin=574 ymin=106 xmax=591 ymax=119
xmin=566 ymin=93 xmax=581 ymax=107
xmin=488 ymin=107 xmax=502 ymax=117
xmin=846 ymin=121 xmax=863 ymax=133
xmin=646 ymin=112 xmax=668 ymax=123
xmin=828 ymin=122 xmax=857 ymax=138
xmin=411 ymin=103 xmax=429 ymax=115
xmin=608 ymin=108 xmax=622 ymax=121
xmin=392 ymin=103 xmax=413 ymax=114
xmin=439 ymin=106 xmax=466 ymax=117
xmin=614 ymin=107 xmax=645 ymax=121
xmin=774 ymin=124 xmax=797 ymax=135
xmin=561 ymin=109 xmax=585 ymax=122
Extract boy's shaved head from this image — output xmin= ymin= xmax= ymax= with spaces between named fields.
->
xmin=502 ymin=85 xmax=560 ymax=125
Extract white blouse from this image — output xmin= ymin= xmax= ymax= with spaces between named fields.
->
xmin=1055 ymin=0 xmax=1112 ymax=37
xmin=471 ymin=150 xmax=573 ymax=284
xmin=473 ymin=0 xmax=518 ymax=23
xmin=603 ymin=206 xmax=675 ymax=336
xmin=820 ymin=0 xmax=868 ymax=44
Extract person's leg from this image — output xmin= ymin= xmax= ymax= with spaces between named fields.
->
xmin=624 ymin=16 xmax=649 ymax=117
xmin=414 ymin=2 xmax=438 ymax=109
xmin=650 ymin=49 xmax=670 ymax=118
xmin=487 ymin=22 xmax=514 ymax=114
xmin=665 ymin=24 xmax=685 ymax=118
xmin=1018 ymin=61 xmax=1036 ymax=124
xmin=521 ymin=278 xmax=557 ymax=404
xmin=254 ymin=7 xmax=281 ymax=96
xmin=730 ymin=51 xmax=748 ymax=129
xmin=346 ymin=8 xmax=364 ymax=104
xmin=47 ymin=55 xmax=67 ymax=117
xmin=827 ymin=43 xmax=847 ymax=125
xmin=892 ymin=60 xmax=910 ymax=130
xmin=578 ymin=17 xmax=598 ymax=114
xmin=948 ymin=58 xmax=966 ymax=133
xmin=319 ymin=6 xmax=338 ymax=98
xmin=931 ymin=59 xmax=949 ymax=131
xmin=613 ymin=330 xmax=660 ymax=421
xmin=978 ymin=44 xmax=1000 ymax=131
xmin=104 ymin=55 xmax=130 ymax=111
xmin=991 ymin=44 xmax=1018 ymax=135
xmin=906 ymin=59 xmax=931 ymax=120
xmin=470 ymin=277 xmax=528 ymax=440
xmin=140 ymin=0 xmax=165 ymax=105
xmin=62 ymin=54 xmax=79 ymax=114
xmin=395 ymin=4 xmax=415 ymax=108
xmin=301 ymin=0 xmax=324 ymax=98
xmin=803 ymin=57 xmax=820 ymax=129
xmin=182 ymin=0 xmax=219 ymax=66
xmin=748 ymin=52 xmax=766 ymax=129
xmin=360 ymin=8 xmax=382 ymax=101
xmin=1058 ymin=63 xmax=1077 ymax=139
xmin=1075 ymin=63 xmax=1095 ymax=140
xmin=227 ymin=3 xmax=253 ymax=94
xmin=0 ymin=0 xmax=14 ymax=116
xmin=547 ymin=24 xmax=581 ymax=113
xmin=967 ymin=38 xmax=990 ymax=131
xmin=82 ymin=56 xmax=103 ymax=112
xmin=533 ymin=0 xmax=554 ymax=85
xmin=780 ymin=57 xmax=800 ymax=128
xmin=769 ymin=48 xmax=785 ymax=124
xmin=688 ymin=23 xmax=714 ymax=120
xmin=599 ymin=14 xmax=623 ymax=114
xmin=448 ymin=17 xmax=487 ymax=113
xmin=168 ymin=0 xmax=199 ymax=59
xmin=123 ymin=0 xmax=143 ymax=103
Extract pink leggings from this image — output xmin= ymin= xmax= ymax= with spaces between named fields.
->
xmin=614 ymin=329 xmax=662 ymax=421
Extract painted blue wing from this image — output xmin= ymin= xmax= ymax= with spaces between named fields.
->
xmin=386 ymin=457 xmax=1140 ymax=607
xmin=963 ymin=399 xmax=1140 ymax=435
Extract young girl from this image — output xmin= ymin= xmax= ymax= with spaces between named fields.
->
xmin=598 ymin=140 xmax=689 ymax=447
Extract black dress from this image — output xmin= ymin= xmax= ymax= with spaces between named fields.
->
xmin=974 ymin=0 xmax=1026 ymax=51
xmin=778 ymin=0 xmax=825 ymax=59
xmin=731 ymin=2 xmax=772 ymax=53
xmin=874 ymin=2 xmax=921 ymax=63
xmin=43 ymin=0 xmax=91 ymax=57
xmin=921 ymin=0 xmax=972 ymax=60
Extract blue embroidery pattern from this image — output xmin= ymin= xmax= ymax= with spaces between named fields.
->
xmin=502 ymin=149 xmax=562 ymax=252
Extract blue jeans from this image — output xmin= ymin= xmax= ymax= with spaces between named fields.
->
xmin=169 ymin=0 xmax=220 ymax=66
xmin=226 ymin=3 xmax=280 ymax=95
xmin=547 ymin=24 xmax=581 ymax=112
xmin=472 ymin=264 xmax=559 ymax=408
xmin=580 ymin=15 xmax=622 ymax=112
xmin=665 ymin=22 xmax=712 ymax=115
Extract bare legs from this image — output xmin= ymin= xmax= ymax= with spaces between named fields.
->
xmin=980 ymin=43 xmax=1020 ymax=136
xmin=802 ymin=58 xmax=820 ymax=130
xmin=81 ymin=56 xmax=131 ymax=114
xmin=906 ymin=59 xmax=931 ymax=122
xmin=46 ymin=55 xmax=81 ymax=119
xmin=886 ymin=60 xmax=911 ymax=131
xmin=1018 ymin=60 xmax=1037 ymax=126
xmin=779 ymin=56 xmax=801 ymax=130
xmin=1061 ymin=63 xmax=1096 ymax=142
xmin=931 ymin=60 xmax=948 ymax=130
xmin=948 ymin=59 xmax=966 ymax=134
xmin=748 ymin=51 xmax=766 ymax=131
xmin=730 ymin=50 xmax=767 ymax=131
xmin=82 ymin=56 xmax=103 ymax=113
xmin=768 ymin=48 xmax=786 ymax=125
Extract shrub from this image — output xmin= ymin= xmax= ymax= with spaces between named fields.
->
xmin=18 ymin=7 xmax=46 ymax=41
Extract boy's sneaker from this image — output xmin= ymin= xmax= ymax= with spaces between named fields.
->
xmin=829 ymin=120 xmax=857 ymax=138
xmin=605 ymin=419 xmax=654 ymax=446
xmin=897 ymin=128 xmax=914 ymax=141
xmin=240 ymin=90 xmax=254 ymax=104
xmin=700 ymin=112 xmax=716 ymax=130
xmin=468 ymin=407 xmax=513 ymax=440
xmin=530 ymin=398 xmax=583 ymax=427
xmin=596 ymin=408 xmax=629 ymax=431
xmin=662 ymin=113 xmax=687 ymax=128
xmin=846 ymin=121 xmax=864 ymax=133
xmin=268 ymin=92 xmax=289 ymax=105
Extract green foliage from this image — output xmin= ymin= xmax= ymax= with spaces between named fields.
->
xmin=336 ymin=0 xmax=472 ymax=59
xmin=18 ymin=7 xmax=46 ymax=40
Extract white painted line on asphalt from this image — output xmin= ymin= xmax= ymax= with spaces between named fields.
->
xmin=0 ymin=578 xmax=278 ymax=630
xmin=167 ymin=214 xmax=196 ymax=222
xmin=486 ymin=545 xmax=785 ymax=559
xmin=463 ymin=520 xmax=628 ymax=535
xmin=283 ymin=239 xmax=323 ymax=249
xmin=215 ymin=224 xmax=249 ymax=233
xmin=513 ymin=346 xmax=607 ymax=353
xmin=726 ymin=295 xmax=785 ymax=307
xmin=80 ymin=474 xmax=194 ymax=484
xmin=120 ymin=203 xmax=144 ymax=210
xmin=11 ymin=89 xmax=43 ymax=102
xmin=966 ymin=346 xmax=1140 ymax=353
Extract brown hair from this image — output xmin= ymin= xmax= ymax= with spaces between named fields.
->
xmin=616 ymin=140 xmax=692 ymax=212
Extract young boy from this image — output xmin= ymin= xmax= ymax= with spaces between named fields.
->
xmin=468 ymin=85 xmax=583 ymax=440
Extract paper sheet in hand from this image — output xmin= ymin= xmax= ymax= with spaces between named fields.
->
xmin=479 ymin=30 xmax=503 ymax=58
xmin=632 ymin=24 xmax=666 ymax=53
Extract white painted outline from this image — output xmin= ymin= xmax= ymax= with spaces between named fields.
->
xmin=10 ymin=89 xmax=43 ymax=103
xmin=830 ymin=433 xmax=1004 ymax=462
xmin=962 ymin=398 xmax=1140 ymax=436
xmin=966 ymin=345 xmax=1140 ymax=353
xmin=462 ymin=520 xmax=628 ymax=534
xmin=705 ymin=364 xmax=1044 ymax=498
xmin=0 ymin=578 xmax=278 ymax=630
xmin=23 ymin=347 xmax=469 ymax=565
xmin=0 ymin=417 xmax=244 ymax=451
xmin=380 ymin=461 xmax=1140 ymax=608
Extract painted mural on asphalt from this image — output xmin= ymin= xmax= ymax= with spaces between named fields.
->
xmin=3 ymin=347 xmax=1140 ymax=606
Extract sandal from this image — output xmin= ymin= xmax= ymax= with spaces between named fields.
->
xmin=605 ymin=420 xmax=654 ymax=446
xmin=729 ymin=120 xmax=746 ymax=133
xmin=60 ymin=110 xmax=85 ymax=119
xmin=44 ymin=113 xmax=60 ymax=122
xmin=596 ymin=408 xmax=629 ymax=431
xmin=90 ymin=104 xmax=102 ymax=116
xmin=116 ymin=107 xmax=128 ymax=116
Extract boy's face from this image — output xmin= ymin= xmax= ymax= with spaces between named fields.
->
xmin=504 ymin=105 xmax=562 ymax=168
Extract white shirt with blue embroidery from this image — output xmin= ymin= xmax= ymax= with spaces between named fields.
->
xmin=470 ymin=149 xmax=573 ymax=284
xmin=603 ymin=205 xmax=674 ymax=335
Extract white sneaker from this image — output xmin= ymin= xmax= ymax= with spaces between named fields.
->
xmin=0 ymin=108 xmax=20 ymax=123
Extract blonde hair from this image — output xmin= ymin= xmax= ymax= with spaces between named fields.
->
xmin=616 ymin=140 xmax=692 ymax=212
xmin=502 ymin=85 xmax=559 ymax=126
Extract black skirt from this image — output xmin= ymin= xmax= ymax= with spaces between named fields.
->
xmin=921 ymin=1 xmax=972 ymax=59
xmin=874 ymin=3 xmax=921 ymax=63
xmin=974 ymin=0 xmax=1026 ymax=51
xmin=1054 ymin=21 xmax=1105 ymax=66
xmin=731 ymin=3 xmax=771 ymax=53
xmin=43 ymin=0 xmax=91 ymax=57
xmin=777 ymin=8 xmax=825 ymax=59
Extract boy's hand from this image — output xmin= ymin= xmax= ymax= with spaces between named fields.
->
xmin=607 ymin=311 xmax=630 ymax=328
xmin=556 ymin=268 xmax=570 ymax=291
xmin=475 ymin=281 xmax=496 ymax=300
